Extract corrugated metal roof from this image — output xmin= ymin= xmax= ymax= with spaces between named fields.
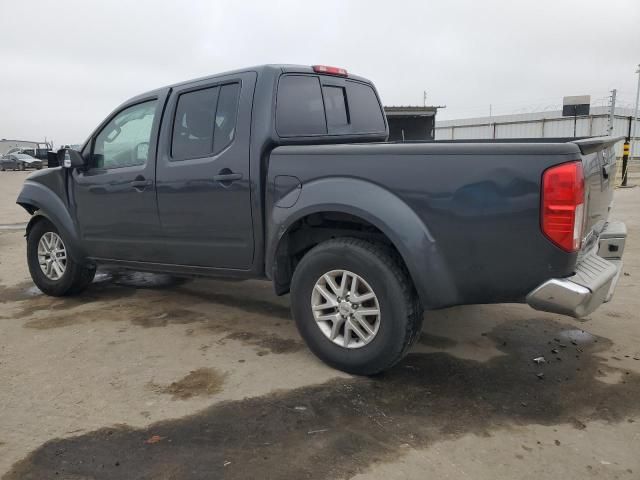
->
xmin=384 ymin=106 xmax=438 ymax=117
xmin=436 ymin=106 xmax=636 ymax=127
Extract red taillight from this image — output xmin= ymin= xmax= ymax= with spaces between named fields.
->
xmin=312 ymin=65 xmax=348 ymax=76
xmin=541 ymin=161 xmax=585 ymax=252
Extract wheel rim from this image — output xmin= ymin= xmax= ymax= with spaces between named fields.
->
xmin=37 ymin=232 xmax=67 ymax=280
xmin=311 ymin=269 xmax=381 ymax=349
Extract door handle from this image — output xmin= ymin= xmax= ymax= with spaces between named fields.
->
xmin=131 ymin=176 xmax=152 ymax=190
xmin=213 ymin=169 xmax=243 ymax=184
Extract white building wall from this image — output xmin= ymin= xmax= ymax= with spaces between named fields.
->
xmin=435 ymin=107 xmax=639 ymax=157
xmin=0 ymin=140 xmax=40 ymax=155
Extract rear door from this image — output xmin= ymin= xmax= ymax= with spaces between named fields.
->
xmin=155 ymin=71 xmax=256 ymax=269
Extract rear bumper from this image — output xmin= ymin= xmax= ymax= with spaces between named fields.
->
xmin=526 ymin=221 xmax=626 ymax=318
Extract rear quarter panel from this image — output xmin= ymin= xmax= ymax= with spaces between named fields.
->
xmin=267 ymin=143 xmax=582 ymax=308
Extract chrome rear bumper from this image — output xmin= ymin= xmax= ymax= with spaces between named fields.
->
xmin=526 ymin=221 xmax=626 ymax=318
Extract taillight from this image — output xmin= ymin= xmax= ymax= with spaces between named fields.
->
xmin=312 ymin=65 xmax=348 ymax=76
xmin=541 ymin=161 xmax=585 ymax=252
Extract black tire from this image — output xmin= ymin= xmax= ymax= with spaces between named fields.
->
xmin=27 ymin=219 xmax=96 ymax=296
xmin=291 ymin=238 xmax=423 ymax=375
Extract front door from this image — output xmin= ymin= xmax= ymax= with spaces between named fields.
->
xmin=73 ymin=97 xmax=164 ymax=262
xmin=155 ymin=72 xmax=256 ymax=269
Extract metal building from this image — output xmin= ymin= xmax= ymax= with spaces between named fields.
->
xmin=0 ymin=139 xmax=51 ymax=155
xmin=434 ymin=106 xmax=639 ymax=158
xmin=384 ymin=106 xmax=439 ymax=141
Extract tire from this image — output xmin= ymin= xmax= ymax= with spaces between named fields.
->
xmin=27 ymin=219 xmax=96 ymax=296
xmin=290 ymin=238 xmax=423 ymax=375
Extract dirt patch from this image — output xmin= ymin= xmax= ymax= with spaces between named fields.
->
xmin=24 ymin=316 xmax=83 ymax=330
xmin=174 ymin=285 xmax=291 ymax=320
xmin=6 ymin=317 xmax=640 ymax=480
xmin=0 ymin=281 xmax=42 ymax=303
xmin=148 ymin=368 xmax=226 ymax=400
xmin=8 ymin=271 xmax=290 ymax=333
xmin=2 ymin=278 xmax=138 ymax=320
xmin=417 ymin=332 xmax=457 ymax=349
xmin=131 ymin=309 xmax=209 ymax=328
xmin=222 ymin=331 xmax=303 ymax=354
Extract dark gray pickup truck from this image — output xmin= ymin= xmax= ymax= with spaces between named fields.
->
xmin=17 ymin=64 xmax=627 ymax=374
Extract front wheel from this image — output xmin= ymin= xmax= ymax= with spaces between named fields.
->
xmin=27 ymin=219 xmax=95 ymax=296
xmin=291 ymin=238 xmax=423 ymax=375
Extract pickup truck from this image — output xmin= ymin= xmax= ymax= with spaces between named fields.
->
xmin=17 ymin=64 xmax=627 ymax=375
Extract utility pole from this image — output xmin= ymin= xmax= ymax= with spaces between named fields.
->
xmin=607 ymin=89 xmax=617 ymax=135
xmin=423 ymin=90 xmax=427 ymax=107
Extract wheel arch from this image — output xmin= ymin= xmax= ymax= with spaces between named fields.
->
xmin=18 ymin=181 xmax=85 ymax=262
xmin=266 ymin=177 xmax=459 ymax=310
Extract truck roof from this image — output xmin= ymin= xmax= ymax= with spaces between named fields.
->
xmin=127 ymin=64 xmax=372 ymax=103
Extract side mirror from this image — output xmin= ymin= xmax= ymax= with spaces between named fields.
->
xmin=57 ymin=148 xmax=85 ymax=169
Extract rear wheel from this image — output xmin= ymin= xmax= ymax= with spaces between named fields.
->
xmin=291 ymin=238 xmax=423 ymax=375
xmin=27 ymin=220 xmax=95 ymax=296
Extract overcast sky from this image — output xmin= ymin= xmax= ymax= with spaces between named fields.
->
xmin=1 ymin=0 xmax=638 ymax=145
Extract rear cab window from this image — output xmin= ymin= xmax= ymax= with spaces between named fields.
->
xmin=276 ymin=73 xmax=386 ymax=138
xmin=275 ymin=76 xmax=327 ymax=136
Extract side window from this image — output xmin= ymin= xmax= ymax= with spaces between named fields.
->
xmin=323 ymin=85 xmax=349 ymax=129
xmin=276 ymin=75 xmax=327 ymax=136
xmin=92 ymin=100 xmax=157 ymax=169
xmin=347 ymin=81 xmax=386 ymax=133
xmin=172 ymin=86 xmax=219 ymax=161
xmin=213 ymin=83 xmax=240 ymax=154
xmin=171 ymin=82 xmax=240 ymax=160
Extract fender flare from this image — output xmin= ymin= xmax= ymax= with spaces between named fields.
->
xmin=266 ymin=177 xmax=459 ymax=309
xmin=17 ymin=180 xmax=85 ymax=261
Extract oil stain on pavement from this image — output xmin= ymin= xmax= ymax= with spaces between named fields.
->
xmin=220 ymin=331 xmax=303 ymax=354
xmin=5 ymin=317 xmax=640 ymax=480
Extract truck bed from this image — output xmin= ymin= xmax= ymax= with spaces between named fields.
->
xmin=267 ymin=137 xmax=620 ymax=309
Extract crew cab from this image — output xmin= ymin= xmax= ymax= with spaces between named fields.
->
xmin=17 ymin=64 xmax=626 ymax=374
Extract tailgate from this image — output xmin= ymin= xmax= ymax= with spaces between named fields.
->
xmin=572 ymin=136 xmax=624 ymax=247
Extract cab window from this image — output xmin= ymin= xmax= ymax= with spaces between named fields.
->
xmin=92 ymin=100 xmax=157 ymax=169
xmin=276 ymin=75 xmax=327 ymax=136
xmin=276 ymin=74 xmax=386 ymax=137
xmin=171 ymin=82 xmax=241 ymax=161
xmin=346 ymin=81 xmax=386 ymax=133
